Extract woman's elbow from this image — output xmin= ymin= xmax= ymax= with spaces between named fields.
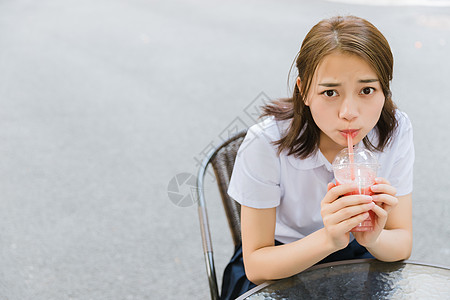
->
xmin=403 ymin=233 xmax=413 ymax=259
xmin=403 ymin=242 xmax=413 ymax=260
xmin=398 ymin=233 xmax=413 ymax=261
xmin=244 ymin=256 xmax=272 ymax=285
xmin=244 ymin=264 xmax=266 ymax=285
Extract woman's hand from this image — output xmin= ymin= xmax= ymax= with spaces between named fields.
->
xmin=321 ymin=182 xmax=376 ymax=251
xmin=353 ymin=177 xmax=398 ymax=248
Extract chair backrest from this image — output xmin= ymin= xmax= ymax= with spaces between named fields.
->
xmin=196 ymin=130 xmax=247 ymax=300
xmin=209 ymin=132 xmax=246 ymax=246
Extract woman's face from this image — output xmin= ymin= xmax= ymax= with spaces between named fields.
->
xmin=298 ymin=52 xmax=385 ymax=157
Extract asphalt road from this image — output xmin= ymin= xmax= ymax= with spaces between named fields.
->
xmin=0 ymin=0 xmax=449 ymax=299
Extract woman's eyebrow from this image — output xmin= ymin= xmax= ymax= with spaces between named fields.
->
xmin=359 ymin=79 xmax=379 ymax=83
xmin=318 ymin=79 xmax=379 ymax=87
xmin=318 ymin=82 xmax=341 ymax=87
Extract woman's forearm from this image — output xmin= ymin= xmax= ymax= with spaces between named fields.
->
xmin=366 ymin=228 xmax=412 ymax=261
xmin=244 ymin=228 xmax=338 ymax=284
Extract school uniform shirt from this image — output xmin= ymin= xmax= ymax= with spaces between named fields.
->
xmin=228 ymin=110 xmax=414 ymax=244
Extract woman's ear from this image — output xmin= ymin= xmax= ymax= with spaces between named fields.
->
xmin=296 ymin=77 xmax=301 ymax=91
xmin=296 ymin=77 xmax=309 ymax=106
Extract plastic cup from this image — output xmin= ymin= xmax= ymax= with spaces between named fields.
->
xmin=332 ymin=147 xmax=379 ymax=232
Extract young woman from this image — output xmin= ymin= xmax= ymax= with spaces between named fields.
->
xmin=221 ymin=15 xmax=414 ymax=299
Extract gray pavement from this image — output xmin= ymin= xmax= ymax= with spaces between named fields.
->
xmin=0 ymin=0 xmax=449 ymax=299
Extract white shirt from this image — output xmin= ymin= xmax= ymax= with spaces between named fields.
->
xmin=228 ymin=110 xmax=414 ymax=244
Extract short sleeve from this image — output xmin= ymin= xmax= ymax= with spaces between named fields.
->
xmin=227 ymin=124 xmax=281 ymax=209
xmin=388 ymin=112 xmax=415 ymax=196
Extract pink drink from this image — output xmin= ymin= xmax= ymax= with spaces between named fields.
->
xmin=335 ymin=166 xmax=376 ymax=231
xmin=332 ymin=148 xmax=378 ymax=232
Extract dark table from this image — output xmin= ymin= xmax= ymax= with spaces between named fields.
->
xmin=237 ymin=259 xmax=450 ymax=299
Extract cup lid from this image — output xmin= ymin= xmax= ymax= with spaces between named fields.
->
xmin=332 ymin=147 xmax=378 ymax=168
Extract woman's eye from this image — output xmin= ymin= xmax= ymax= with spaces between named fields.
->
xmin=322 ymin=90 xmax=338 ymax=97
xmin=361 ymin=87 xmax=375 ymax=95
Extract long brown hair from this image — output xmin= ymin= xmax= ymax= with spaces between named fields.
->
xmin=262 ymin=15 xmax=398 ymax=158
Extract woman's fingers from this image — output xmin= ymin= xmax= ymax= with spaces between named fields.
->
xmin=327 ymin=182 xmax=335 ymax=192
xmin=322 ymin=193 xmax=373 ymax=217
xmin=327 ymin=211 xmax=371 ymax=235
xmin=370 ymin=177 xmax=398 ymax=213
xmin=372 ymin=193 xmax=398 ymax=206
xmin=330 ymin=194 xmax=372 ymax=212
xmin=321 ymin=179 xmax=397 ymax=239
xmin=371 ymin=177 xmax=397 ymax=196
xmin=374 ymin=177 xmax=390 ymax=185
xmin=370 ymin=202 xmax=388 ymax=220
xmin=370 ymin=183 xmax=396 ymax=196
xmin=372 ymin=194 xmax=398 ymax=214
xmin=322 ymin=183 xmax=358 ymax=204
xmin=323 ymin=201 xmax=374 ymax=226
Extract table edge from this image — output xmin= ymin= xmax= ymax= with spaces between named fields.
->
xmin=236 ymin=258 xmax=450 ymax=300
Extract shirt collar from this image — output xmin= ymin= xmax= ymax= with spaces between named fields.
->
xmin=287 ymin=149 xmax=333 ymax=172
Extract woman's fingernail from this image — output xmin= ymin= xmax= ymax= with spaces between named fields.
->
xmin=363 ymin=196 xmax=373 ymax=202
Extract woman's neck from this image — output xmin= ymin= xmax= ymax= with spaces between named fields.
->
xmin=318 ymin=134 xmax=346 ymax=164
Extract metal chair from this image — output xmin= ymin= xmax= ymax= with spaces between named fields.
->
xmin=196 ymin=130 xmax=247 ymax=300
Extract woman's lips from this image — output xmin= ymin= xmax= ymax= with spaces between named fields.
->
xmin=340 ymin=129 xmax=359 ymax=138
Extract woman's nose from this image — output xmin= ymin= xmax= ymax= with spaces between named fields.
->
xmin=338 ymin=97 xmax=358 ymax=121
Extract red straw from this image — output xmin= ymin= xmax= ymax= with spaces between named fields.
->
xmin=347 ymin=133 xmax=355 ymax=180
